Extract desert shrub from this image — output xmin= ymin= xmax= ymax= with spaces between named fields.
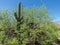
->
xmin=0 ymin=5 xmax=58 ymax=45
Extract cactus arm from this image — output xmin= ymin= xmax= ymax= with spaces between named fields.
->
xmin=14 ymin=12 xmax=18 ymax=20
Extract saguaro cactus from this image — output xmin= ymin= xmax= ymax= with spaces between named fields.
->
xmin=14 ymin=2 xmax=23 ymax=31
xmin=14 ymin=2 xmax=24 ymax=44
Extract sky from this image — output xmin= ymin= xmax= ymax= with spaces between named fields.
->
xmin=0 ymin=0 xmax=60 ymax=22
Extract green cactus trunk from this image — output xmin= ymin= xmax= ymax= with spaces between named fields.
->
xmin=14 ymin=2 xmax=23 ymax=44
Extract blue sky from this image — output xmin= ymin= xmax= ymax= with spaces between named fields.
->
xmin=0 ymin=0 xmax=60 ymax=22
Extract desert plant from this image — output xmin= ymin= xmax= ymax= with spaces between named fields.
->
xmin=14 ymin=2 xmax=23 ymax=31
xmin=0 ymin=2 xmax=58 ymax=45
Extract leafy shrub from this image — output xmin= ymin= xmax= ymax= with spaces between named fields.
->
xmin=0 ymin=5 xmax=58 ymax=45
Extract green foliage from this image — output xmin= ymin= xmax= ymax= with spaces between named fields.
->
xmin=0 ymin=4 xmax=58 ymax=45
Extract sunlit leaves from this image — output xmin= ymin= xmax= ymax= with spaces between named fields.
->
xmin=0 ymin=5 xmax=58 ymax=45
